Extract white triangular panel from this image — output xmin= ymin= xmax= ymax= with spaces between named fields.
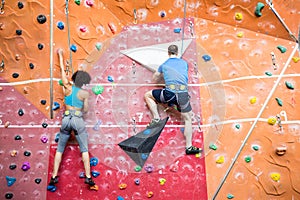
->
xmin=121 ymin=39 xmax=193 ymax=72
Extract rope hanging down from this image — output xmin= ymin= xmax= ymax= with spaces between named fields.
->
xmin=50 ymin=0 xmax=54 ymax=118
xmin=180 ymin=0 xmax=187 ymax=56
xmin=65 ymin=0 xmax=74 ymax=75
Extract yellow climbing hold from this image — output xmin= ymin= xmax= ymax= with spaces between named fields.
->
xmin=235 ymin=13 xmax=243 ymax=20
xmin=237 ymin=32 xmax=244 ymax=38
xmin=250 ymin=96 xmax=257 ymax=104
xmin=216 ymin=155 xmax=225 ymax=164
xmin=267 ymin=117 xmax=277 ymax=125
xmin=159 ymin=178 xmax=166 ymax=185
xmin=292 ymin=57 xmax=300 ymax=63
xmin=270 ymin=173 xmax=280 ymax=182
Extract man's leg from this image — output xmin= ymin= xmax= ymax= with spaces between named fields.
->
xmin=144 ymin=90 xmax=160 ymax=119
xmin=181 ymin=111 xmax=193 ymax=148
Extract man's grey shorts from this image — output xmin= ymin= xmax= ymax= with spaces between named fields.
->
xmin=57 ymin=110 xmax=89 ymax=153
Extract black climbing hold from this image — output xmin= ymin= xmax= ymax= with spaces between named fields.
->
xmin=9 ymin=164 xmax=17 ymax=170
xmin=37 ymin=14 xmax=47 ymax=24
xmin=24 ymin=150 xmax=31 ymax=157
xmin=5 ymin=193 xmax=13 ymax=199
xmin=40 ymin=99 xmax=46 ymax=105
xmin=18 ymin=108 xmax=24 ymax=116
xmin=42 ymin=122 xmax=48 ymax=128
xmin=15 ymin=135 xmax=22 ymax=140
xmin=18 ymin=2 xmax=24 ymax=9
xmin=16 ymin=29 xmax=22 ymax=35
xmin=160 ymin=11 xmax=166 ymax=18
xmin=12 ymin=73 xmax=19 ymax=78
xmin=29 ymin=63 xmax=34 ymax=69
xmin=38 ymin=43 xmax=44 ymax=50
xmin=35 ymin=178 xmax=42 ymax=184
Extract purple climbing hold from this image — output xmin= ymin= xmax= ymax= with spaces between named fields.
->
xmin=40 ymin=136 xmax=48 ymax=143
xmin=21 ymin=162 xmax=30 ymax=171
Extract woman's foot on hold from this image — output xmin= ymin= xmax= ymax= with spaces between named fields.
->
xmin=147 ymin=118 xmax=161 ymax=128
xmin=185 ymin=146 xmax=202 ymax=155
xmin=49 ymin=176 xmax=58 ymax=185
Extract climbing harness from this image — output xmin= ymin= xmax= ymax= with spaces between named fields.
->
xmin=0 ymin=0 xmax=5 ymax=14
xmin=65 ymin=0 xmax=73 ymax=75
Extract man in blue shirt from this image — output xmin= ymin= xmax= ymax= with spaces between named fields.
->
xmin=144 ymin=45 xmax=201 ymax=155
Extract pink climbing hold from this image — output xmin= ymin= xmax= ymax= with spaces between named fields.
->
xmin=86 ymin=0 xmax=93 ymax=7
xmin=79 ymin=25 xmax=87 ymax=32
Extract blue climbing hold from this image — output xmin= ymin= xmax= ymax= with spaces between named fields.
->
xmin=107 ymin=75 xmax=114 ymax=82
xmin=55 ymin=133 xmax=60 ymax=143
xmin=47 ymin=185 xmax=57 ymax=192
xmin=70 ymin=44 xmax=77 ymax=52
xmin=6 ymin=176 xmax=16 ymax=187
xmin=52 ymin=102 xmax=60 ymax=111
xmin=141 ymin=153 xmax=148 ymax=160
xmin=91 ymin=170 xmax=100 ymax=178
xmin=143 ymin=129 xmax=151 ymax=135
xmin=117 ymin=196 xmax=125 ymax=200
xmin=174 ymin=28 xmax=181 ymax=33
xmin=90 ymin=157 xmax=99 ymax=166
xmin=202 ymin=54 xmax=211 ymax=62
xmin=79 ymin=172 xmax=85 ymax=178
xmin=57 ymin=21 xmax=64 ymax=30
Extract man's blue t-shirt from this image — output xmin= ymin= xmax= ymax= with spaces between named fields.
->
xmin=158 ymin=57 xmax=188 ymax=92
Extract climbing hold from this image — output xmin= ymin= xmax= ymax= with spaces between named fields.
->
xmin=159 ymin=178 xmax=166 ymax=185
xmin=276 ymin=146 xmax=287 ymax=156
xmin=18 ymin=2 xmax=24 ymax=9
xmin=216 ymin=155 xmax=225 ymax=164
xmin=16 ymin=29 xmax=22 ymax=35
xmin=244 ymin=156 xmax=251 ymax=163
xmin=235 ymin=12 xmax=243 ymax=20
xmin=118 ymin=183 xmax=127 ymax=190
xmin=79 ymin=172 xmax=85 ymax=178
xmin=255 ymin=2 xmax=265 ymax=17
xmin=141 ymin=153 xmax=148 ymax=160
xmin=202 ymin=54 xmax=211 ymax=62
xmin=6 ymin=176 xmax=16 ymax=187
xmin=52 ymin=102 xmax=60 ymax=110
xmin=5 ymin=192 xmax=13 ymax=199
xmin=70 ymin=44 xmax=77 ymax=52
xmin=74 ymin=0 xmax=80 ymax=5
xmin=79 ymin=25 xmax=87 ymax=32
xmin=91 ymin=170 xmax=100 ymax=178
xmin=38 ymin=43 xmax=44 ymax=50
xmin=95 ymin=42 xmax=102 ymax=51
xmin=10 ymin=150 xmax=17 ymax=157
xmin=147 ymin=191 xmax=154 ymax=198
xmin=35 ymin=178 xmax=42 ymax=184
xmin=252 ymin=145 xmax=259 ymax=151
xmin=134 ymin=165 xmax=142 ymax=172
xmin=159 ymin=10 xmax=166 ymax=18
xmin=90 ymin=157 xmax=99 ymax=166
xmin=227 ymin=193 xmax=234 ymax=199
xmin=92 ymin=85 xmax=104 ymax=95
xmin=18 ymin=108 xmax=24 ymax=116
xmin=47 ymin=185 xmax=57 ymax=192
xmin=209 ymin=144 xmax=218 ymax=150
xmin=57 ymin=21 xmax=64 ymax=30
xmin=143 ymin=129 xmax=151 ymax=135
xmin=250 ymin=96 xmax=257 ymax=104
xmin=285 ymin=81 xmax=294 ymax=90
xmin=9 ymin=164 xmax=17 ymax=170
xmin=267 ymin=117 xmax=277 ymax=125
xmin=174 ymin=28 xmax=181 ymax=33
xmin=237 ymin=32 xmax=244 ymax=38
xmin=37 ymin=14 xmax=47 ymax=24
xmin=270 ymin=172 xmax=280 ymax=182
xmin=292 ymin=57 xmax=300 ymax=63
xmin=55 ymin=133 xmax=60 ymax=142
xmin=40 ymin=136 xmax=48 ymax=143
xmin=93 ymin=120 xmax=102 ymax=131
xmin=4 ymin=121 xmax=10 ymax=128
xmin=15 ymin=135 xmax=22 ymax=140
xmin=108 ymin=22 xmax=116 ymax=34
xmin=12 ymin=73 xmax=19 ymax=78
xmin=134 ymin=178 xmax=140 ymax=185
xmin=144 ymin=164 xmax=154 ymax=173
xmin=265 ymin=71 xmax=272 ymax=76
xmin=107 ymin=75 xmax=114 ymax=82
xmin=275 ymin=97 xmax=283 ymax=106
xmin=277 ymin=45 xmax=287 ymax=53
xmin=117 ymin=196 xmax=125 ymax=200
xmin=21 ymin=162 xmax=30 ymax=171
xmin=0 ymin=59 xmax=4 ymax=72
xmin=58 ymin=79 xmax=64 ymax=86
xmin=42 ymin=122 xmax=48 ymax=128
xmin=86 ymin=0 xmax=93 ymax=6
xmin=29 ymin=63 xmax=34 ymax=69
xmin=24 ymin=150 xmax=31 ymax=157
xmin=40 ymin=99 xmax=46 ymax=105
xmin=235 ymin=124 xmax=240 ymax=129
xmin=15 ymin=54 xmax=21 ymax=61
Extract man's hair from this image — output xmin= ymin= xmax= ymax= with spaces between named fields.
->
xmin=72 ymin=71 xmax=91 ymax=88
xmin=168 ymin=45 xmax=178 ymax=55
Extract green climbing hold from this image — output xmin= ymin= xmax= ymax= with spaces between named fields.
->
xmin=252 ymin=145 xmax=259 ymax=151
xmin=245 ymin=156 xmax=251 ymax=163
xmin=285 ymin=81 xmax=294 ymax=90
xmin=227 ymin=193 xmax=234 ymax=199
xmin=209 ymin=144 xmax=218 ymax=150
xmin=92 ymin=85 xmax=104 ymax=95
xmin=255 ymin=2 xmax=265 ymax=17
xmin=235 ymin=124 xmax=240 ymax=129
xmin=58 ymin=79 xmax=64 ymax=86
xmin=265 ymin=71 xmax=272 ymax=76
xmin=275 ymin=97 xmax=283 ymax=106
xmin=277 ymin=45 xmax=287 ymax=53
xmin=95 ymin=42 xmax=102 ymax=51
xmin=75 ymin=0 xmax=80 ymax=5
xmin=134 ymin=165 xmax=142 ymax=172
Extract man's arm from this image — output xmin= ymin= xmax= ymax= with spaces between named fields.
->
xmin=152 ymin=71 xmax=163 ymax=83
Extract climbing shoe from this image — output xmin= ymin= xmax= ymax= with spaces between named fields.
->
xmin=146 ymin=118 xmax=161 ymax=129
xmin=85 ymin=177 xmax=95 ymax=186
xmin=49 ymin=176 xmax=58 ymax=185
xmin=185 ymin=146 xmax=202 ymax=155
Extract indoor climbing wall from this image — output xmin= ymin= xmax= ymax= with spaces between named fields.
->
xmin=0 ymin=0 xmax=299 ymax=200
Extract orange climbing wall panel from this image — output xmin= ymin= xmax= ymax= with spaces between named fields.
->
xmin=0 ymin=0 xmax=300 ymax=200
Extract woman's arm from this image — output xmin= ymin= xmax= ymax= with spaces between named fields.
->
xmin=57 ymin=49 xmax=69 ymax=87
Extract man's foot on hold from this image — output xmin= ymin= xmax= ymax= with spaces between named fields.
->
xmin=147 ymin=118 xmax=161 ymax=129
xmin=85 ymin=177 xmax=95 ymax=186
xmin=185 ymin=146 xmax=202 ymax=155
xmin=49 ymin=176 xmax=58 ymax=185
